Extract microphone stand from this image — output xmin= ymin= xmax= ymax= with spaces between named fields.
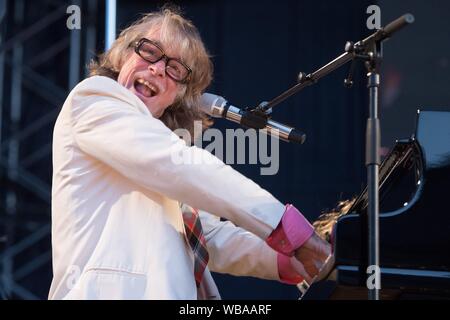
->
xmin=252 ymin=14 xmax=414 ymax=300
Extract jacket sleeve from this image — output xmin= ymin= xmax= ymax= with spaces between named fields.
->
xmin=70 ymin=77 xmax=285 ymax=239
xmin=199 ymin=210 xmax=280 ymax=281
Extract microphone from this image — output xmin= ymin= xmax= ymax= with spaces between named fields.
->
xmin=200 ymin=93 xmax=306 ymax=144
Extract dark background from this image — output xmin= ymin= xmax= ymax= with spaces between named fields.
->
xmin=0 ymin=0 xmax=449 ymax=299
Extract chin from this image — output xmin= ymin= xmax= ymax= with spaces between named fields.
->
xmin=148 ymin=108 xmax=163 ymax=118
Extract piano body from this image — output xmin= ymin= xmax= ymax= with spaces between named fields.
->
xmin=305 ymin=110 xmax=450 ymax=299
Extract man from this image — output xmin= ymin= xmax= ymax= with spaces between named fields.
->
xmin=49 ymin=7 xmax=331 ymax=300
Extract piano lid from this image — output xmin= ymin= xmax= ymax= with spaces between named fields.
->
xmin=332 ymin=109 xmax=450 ymax=279
xmin=415 ymin=110 xmax=450 ymax=170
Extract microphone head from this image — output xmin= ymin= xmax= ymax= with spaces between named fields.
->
xmin=200 ymin=93 xmax=227 ymax=118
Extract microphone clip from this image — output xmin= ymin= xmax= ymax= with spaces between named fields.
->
xmin=241 ymin=104 xmax=271 ymax=130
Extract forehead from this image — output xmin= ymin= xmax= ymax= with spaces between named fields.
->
xmin=143 ymin=26 xmax=191 ymax=63
xmin=143 ymin=28 xmax=179 ymax=57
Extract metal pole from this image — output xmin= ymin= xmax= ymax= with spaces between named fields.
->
xmin=363 ymin=22 xmax=414 ymax=294
xmin=68 ymin=0 xmax=81 ymax=89
xmin=84 ymin=0 xmax=97 ymax=77
xmin=0 ymin=0 xmax=6 ymax=149
xmin=367 ymin=92 xmax=380 ymax=300
xmin=366 ymin=42 xmax=382 ymax=300
xmin=105 ymin=0 xmax=116 ymax=50
xmin=0 ymin=0 xmax=6 ymax=300
xmin=3 ymin=0 xmax=24 ymax=297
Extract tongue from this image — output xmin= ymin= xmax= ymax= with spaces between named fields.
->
xmin=135 ymin=82 xmax=152 ymax=97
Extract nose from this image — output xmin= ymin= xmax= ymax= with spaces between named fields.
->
xmin=148 ymin=59 xmax=166 ymax=78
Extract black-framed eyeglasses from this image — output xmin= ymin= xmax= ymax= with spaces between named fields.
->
xmin=133 ymin=38 xmax=192 ymax=83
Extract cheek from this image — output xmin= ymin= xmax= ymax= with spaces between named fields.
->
xmin=165 ymin=83 xmax=181 ymax=103
xmin=117 ymin=62 xmax=132 ymax=85
xmin=118 ymin=57 xmax=144 ymax=85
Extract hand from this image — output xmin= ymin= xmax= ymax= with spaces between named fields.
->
xmin=294 ymin=232 xmax=332 ymax=281
xmin=289 ymin=257 xmax=313 ymax=284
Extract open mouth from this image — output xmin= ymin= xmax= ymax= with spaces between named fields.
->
xmin=133 ymin=78 xmax=159 ymax=98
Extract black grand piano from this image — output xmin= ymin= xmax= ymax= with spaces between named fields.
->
xmin=304 ymin=110 xmax=450 ymax=299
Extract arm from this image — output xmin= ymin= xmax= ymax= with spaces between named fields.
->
xmin=71 ymin=76 xmax=330 ymax=277
xmin=70 ymin=76 xmax=284 ymax=239
xmin=200 ymin=210 xmax=306 ymax=284
xmin=199 ymin=209 xmax=279 ymax=280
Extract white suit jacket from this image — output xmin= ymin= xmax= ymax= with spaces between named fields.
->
xmin=49 ymin=76 xmax=285 ymax=300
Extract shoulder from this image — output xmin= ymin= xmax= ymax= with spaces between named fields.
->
xmin=70 ymin=76 xmax=150 ymax=115
xmin=74 ymin=75 xmax=121 ymax=93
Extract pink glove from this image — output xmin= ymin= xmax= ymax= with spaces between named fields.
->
xmin=266 ymin=204 xmax=314 ymax=256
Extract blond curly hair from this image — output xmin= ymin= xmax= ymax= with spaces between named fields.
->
xmin=88 ymin=6 xmax=213 ymax=137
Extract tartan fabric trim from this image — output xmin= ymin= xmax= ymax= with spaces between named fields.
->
xmin=181 ymin=203 xmax=209 ymax=288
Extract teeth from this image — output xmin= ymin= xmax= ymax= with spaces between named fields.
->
xmin=136 ymin=78 xmax=157 ymax=95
